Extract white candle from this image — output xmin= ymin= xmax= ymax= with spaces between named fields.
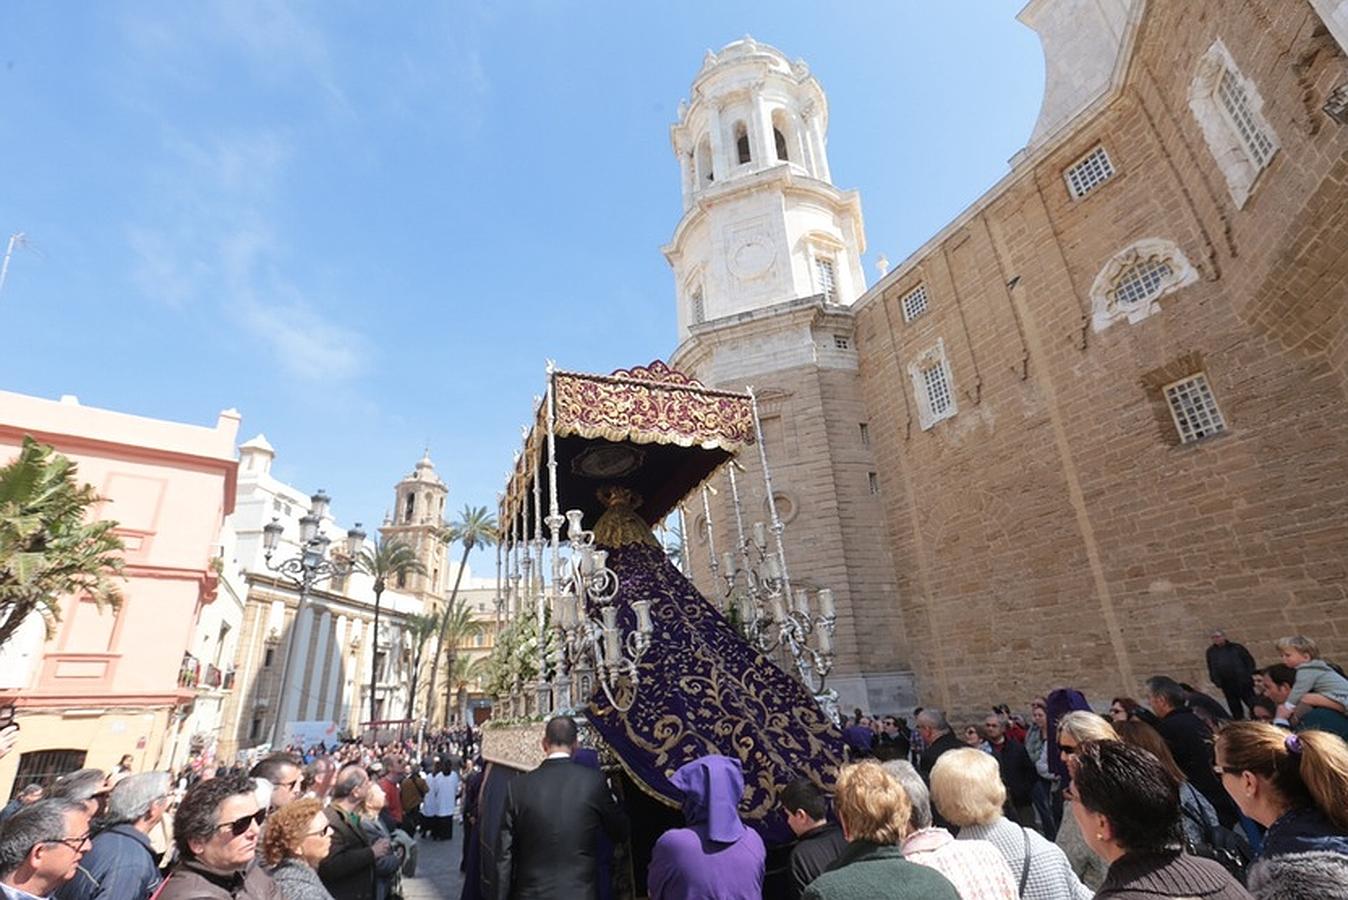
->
xmin=818 ymin=588 xmax=836 ymax=619
xmin=633 ymin=599 xmax=653 ymax=633
xmin=753 ymin=522 xmax=767 ymax=549
xmin=794 ymin=588 xmax=811 ymax=616
xmin=816 ymin=621 xmax=833 ymax=654
xmin=770 ymin=594 xmax=785 ymax=622
xmin=722 ymin=552 xmax=735 ymax=575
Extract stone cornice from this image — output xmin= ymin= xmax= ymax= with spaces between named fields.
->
xmin=663 ymin=166 xmax=863 ymax=263
xmin=671 ymin=295 xmax=856 ymax=372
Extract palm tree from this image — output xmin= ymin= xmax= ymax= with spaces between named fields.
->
xmin=426 ymin=504 xmax=496 ymax=726
xmin=662 ymin=521 xmax=685 ymax=573
xmin=447 ymin=653 xmax=489 ymax=724
xmin=0 ymin=438 xmax=124 ymax=651
xmin=402 ymin=611 xmax=439 ymax=723
xmin=355 ymin=537 xmax=425 ymax=724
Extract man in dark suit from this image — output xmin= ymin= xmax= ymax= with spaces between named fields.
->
xmin=1205 ymin=629 xmax=1257 ymax=719
xmin=494 ymin=716 xmax=629 ymax=900
xmin=1145 ymin=675 xmax=1240 ymax=828
xmin=320 ymin=765 xmax=393 ymax=900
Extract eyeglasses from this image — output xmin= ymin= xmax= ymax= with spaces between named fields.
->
xmin=216 ymin=809 xmax=267 ymax=837
xmin=306 ymin=824 xmax=334 ymax=838
xmin=275 ymin=778 xmax=302 ymax=793
xmin=1212 ymin=764 xmax=1242 ymax=777
xmin=46 ymin=833 xmax=92 ymax=852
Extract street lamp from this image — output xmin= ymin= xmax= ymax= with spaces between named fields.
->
xmin=263 ymin=489 xmax=364 ymax=748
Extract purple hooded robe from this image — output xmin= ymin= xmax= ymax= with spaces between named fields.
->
xmin=647 ymin=756 xmax=766 ymax=900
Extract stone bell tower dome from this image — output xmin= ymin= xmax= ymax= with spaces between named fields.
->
xmin=664 ymin=36 xmax=866 ymax=339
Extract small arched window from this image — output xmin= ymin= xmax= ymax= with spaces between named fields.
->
xmin=734 ymin=121 xmax=751 ymax=165
xmin=696 ymin=135 xmax=714 ymax=185
xmin=403 ymin=493 xmax=415 ymax=523
xmin=774 ymin=128 xmax=789 ymax=162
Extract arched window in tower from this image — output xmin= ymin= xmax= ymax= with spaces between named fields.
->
xmin=397 ymin=571 xmax=407 ymax=589
xmin=815 ymin=256 xmax=838 ymax=303
xmin=696 ymin=135 xmax=714 ymax=184
xmin=403 ymin=493 xmax=415 ymax=523
xmin=690 ymin=287 xmax=705 ymax=325
xmin=734 ymin=121 xmax=751 ymax=165
xmin=771 ymin=109 xmax=791 ymax=162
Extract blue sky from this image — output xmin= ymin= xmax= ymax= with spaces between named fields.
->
xmin=0 ymin=2 xmax=1043 ymax=563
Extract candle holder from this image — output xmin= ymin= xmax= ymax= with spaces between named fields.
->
xmin=721 ymin=519 xmax=837 ymax=697
xmin=548 ymin=509 xmax=653 ymax=712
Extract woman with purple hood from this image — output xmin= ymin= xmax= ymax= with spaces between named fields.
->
xmin=647 ymin=755 xmax=766 ymax=900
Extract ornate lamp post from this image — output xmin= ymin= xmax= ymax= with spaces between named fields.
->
xmin=263 ymin=490 xmax=365 ymax=748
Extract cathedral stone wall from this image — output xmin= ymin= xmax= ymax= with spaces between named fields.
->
xmin=853 ymin=2 xmax=1348 ymax=714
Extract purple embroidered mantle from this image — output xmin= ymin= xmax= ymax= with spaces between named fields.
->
xmin=585 ymin=542 xmax=844 ymax=845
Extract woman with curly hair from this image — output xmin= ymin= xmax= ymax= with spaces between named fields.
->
xmin=262 ymin=798 xmax=334 ymax=900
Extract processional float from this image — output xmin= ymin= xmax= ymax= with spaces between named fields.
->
xmin=479 ymin=361 xmax=845 ymax=848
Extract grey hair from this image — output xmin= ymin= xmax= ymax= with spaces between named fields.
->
xmin=1145 ymin=676 xmax=1188 ymax=710
xmin=107 ymin=772 xmax=171 ymax=824
xmin=916 ymin=708 xmax=950 ymax=733
xmin=331 ymin=765 xmax=367 ymax=800
xmin=882 ymin=759 xmax=932 ymax=831
xmin=47 ymin=769 xmax=107 ymax=803
xmin=17 ymin=784 xmax=42 ymax=800
xmin=0 ymin=799 xmax=85 ymax=877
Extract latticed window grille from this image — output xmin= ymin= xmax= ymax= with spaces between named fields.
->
xmin=1112 ymin=258 xmax=1173 ymax=308
xmin=816 ymin=257 xmax=838 ymax=302
xmin=1217 ymin=69 xmax=1275 ymax=168
xmin=1065 ymin=146 xmax=1116 ymax=198
xmin=922 ymin=359 xmax=955 ymax=420
xmin=833 ymin=335 xmax=850 ymax=350
xmin=1165 ymin=373 xmax=1227 ymax=444
xmin=901 ymin=284 xmax=929 ymax=322
xmin=690 ymin=290 xmax=705 ymax=325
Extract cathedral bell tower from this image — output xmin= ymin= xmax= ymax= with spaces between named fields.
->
xmin=379 ymin=452 xmax=449 ymax=602
xmin=664 ymin=36 xmax=866 ymax=337
xmin=667 ymin=38 xmax=914 ymax=715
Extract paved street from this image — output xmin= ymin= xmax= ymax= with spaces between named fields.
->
xmin=403 ymin=831 xmax=466 ymax=900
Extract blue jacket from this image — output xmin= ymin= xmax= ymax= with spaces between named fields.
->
xmin=55 ymin=823 xmax=162 ymax=900
xmin=1258 ymin=807 xmax=1348 ymax=860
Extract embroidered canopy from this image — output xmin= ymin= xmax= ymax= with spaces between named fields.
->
xmin=502 ymin=361 xmax=755 ymax=535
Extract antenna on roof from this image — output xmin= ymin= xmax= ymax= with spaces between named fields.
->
xmin=0 ymin=232 xmax=30 ymax=298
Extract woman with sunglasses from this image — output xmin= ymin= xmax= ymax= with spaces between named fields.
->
xmin=1053 ymin=710 xmax=1118 ymax=890
xmin=263 ymin=799 xmax=335 ymax=900
xmin=158 ymin=773 xmax=282 ymax=900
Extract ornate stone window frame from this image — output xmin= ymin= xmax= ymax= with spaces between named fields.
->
xmin=908 ymin=338 xmax=957 ymax=431
xmin=1090 ymin=238 xmax=1199 ymax=332
xmin=802 ymin=231 xmax=845 ymax=304
xmin=1188 ymin=39 xmax=1279 ymax=209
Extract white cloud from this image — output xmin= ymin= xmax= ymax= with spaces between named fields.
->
xmin=239 ymin=297 xmax=368 ymax=382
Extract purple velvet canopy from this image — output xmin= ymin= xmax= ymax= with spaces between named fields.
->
xmin=585 ymin=542 xmax=845 ymax=846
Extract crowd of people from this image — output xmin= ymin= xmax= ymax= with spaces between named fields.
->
xmin=5 ymin=630 xmax=1348 ymax=899
xmin=0 ymin=727 xmax=480 ymax=900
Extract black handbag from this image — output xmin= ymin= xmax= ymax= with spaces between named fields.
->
xmin=1181 ymin=785 xmax=1253 ymax=884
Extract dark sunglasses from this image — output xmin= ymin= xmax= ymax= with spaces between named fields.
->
xmin=217 ymin=809 xmax=267 ymax=836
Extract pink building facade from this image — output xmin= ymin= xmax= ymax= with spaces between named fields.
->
xmin=0 ymin=391 xmax=238 ymax=793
